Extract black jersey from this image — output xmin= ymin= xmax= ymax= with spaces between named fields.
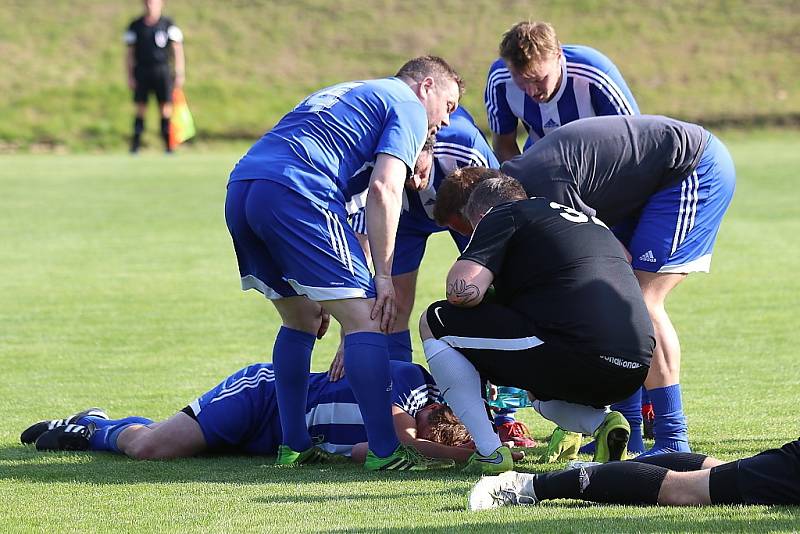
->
xmin=501 ymin=115 xmax=708 ymax=227
xmin=124 ymin=16 xmax=183 ymax=70
xmin=459 ymin=197 xmax=654 ymax=364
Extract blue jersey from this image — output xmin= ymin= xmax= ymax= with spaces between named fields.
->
xmin=350 ymin=106 xmax=500 ymax=236
xmin=485 ymin=45 xmax=639 ymax=149
xmin=191 ymin=361 xmax=441 ymax=457
xmin=229 ymin=78 xmax=428 ymax=216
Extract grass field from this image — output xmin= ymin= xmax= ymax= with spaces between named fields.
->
xmin=1 ymin=131 xmax=799 ymax=532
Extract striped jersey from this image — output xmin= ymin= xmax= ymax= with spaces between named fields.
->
xmin=229 ymin=78 xmax=428 ymax=217
xmin=485 ymin=45 xmax=639 ymax=149
xmin=304 ymin=361 xmax=441 ymax=456
xmin=349 ymin=106 xmax=500 ymax=235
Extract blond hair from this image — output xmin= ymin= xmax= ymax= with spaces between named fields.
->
xmin=499 ymin=21 xmax=561 ymax=71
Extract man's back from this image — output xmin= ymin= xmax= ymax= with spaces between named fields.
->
xmin=460 ymin=197 xmax=653 ymax=363
xmin=501 ymin=115 xmax=709 ymax=226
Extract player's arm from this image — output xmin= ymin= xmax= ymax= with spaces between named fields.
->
xmin=446 ymin=260 xmax=494 ymax=308
xmin=125 ymin=44 xmax=136 ymax=90
xmin=391 ymin=405 xmax=474 ymax=462
xmin=366 ymin=153 xmax=407 ymax=332
xmin=492 ymin=131 xmax=521 ymax=163
xmin=172 ymin=41 xmax=185 ymax=88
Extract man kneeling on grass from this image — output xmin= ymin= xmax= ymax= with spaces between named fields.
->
xmin=469 ymin=439 xmax=800 ymax=509
xmin=23 ymin=361 xmax=523 ymax=469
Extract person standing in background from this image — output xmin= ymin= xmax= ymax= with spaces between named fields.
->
xmin=125 ymin=0 xmax=185 ymax=153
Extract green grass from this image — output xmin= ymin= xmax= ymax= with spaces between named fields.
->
xmin=1 ymin=132 xmax=799 ymax=531
xmin=1 ymin=0 xmax=798 ymax=150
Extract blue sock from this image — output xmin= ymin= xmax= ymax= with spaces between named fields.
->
xmin=86 ymin=416 xmax=153 ymax=452
xmin=645 ymin=384 xmax=690 ymax=454
xmin=493 ymin=408 xmax=517 ymax=426
xmin=388 ymin=330 xmax=413 ymax=362
xmin=612 ymin=389 xmax=645 ymax=453
xmin=272 ymin=326 xmax=316 ymax=452
xmin=641 ymin=387 xmax=651 ymax=406
xmin=344 ymin=332 xmax=398 ymax=457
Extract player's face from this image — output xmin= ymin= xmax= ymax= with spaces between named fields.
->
xmin=510 ymin=53 xmax=562 ymax=103
xmin=445 ymin=213 xmax=474 ymax=237
xmin=422 ymin=78 xmax=460 ymax=135
xmin=406 ymin=150 xmax=433 ymax=191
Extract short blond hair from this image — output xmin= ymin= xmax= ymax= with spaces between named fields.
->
xmin=499 ymin=21 xmax=561 ymax=71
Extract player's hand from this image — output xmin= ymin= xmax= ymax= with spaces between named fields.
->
xmin=174 ymin=73 xmax=185 ymax=89
xmin=316 ymin=308 xmax=331 ymax=340
xmin=327 ymin=342 xmax=345 ymax=382
xmin=488 ymin=383 xmax=498 ymax=401
xmin=371 ymin=274 xmax=396 ymax=333
xmin=511 ymin=449 xmax=525 ymax=461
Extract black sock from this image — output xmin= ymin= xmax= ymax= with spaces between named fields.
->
xmin=161 ymin=117 xmax=171 ymax=150
xmin=709 ymin=460 xmax=744 ymax=504
xmin=131 ymin=117 xmax=144 ymax=151
xmin=631 ymin=452 xmax=708 ymax=471
xmin=533 ymin=462 xmax=668 ymax=505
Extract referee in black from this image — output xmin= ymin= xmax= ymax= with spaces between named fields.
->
xmin=124 ymin=0 xmax=185 ymax=153
xmin=420 ymin=171 xmax=655 ymax=471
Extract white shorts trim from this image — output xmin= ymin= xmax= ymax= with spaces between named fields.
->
xmin=241 ymin=274 xmax=284 ymax=300
xmin=658 ymin=254 xmax=712 ymax=274
xmin=287 ymin=279 xmax=367 ymax=301
xmin=440 ymin=334 xmax=544 ymax=351
xmin=188 ymin=399 xmax=201 ymax=417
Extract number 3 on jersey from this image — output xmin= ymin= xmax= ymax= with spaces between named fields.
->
xmin=548 ymin=201 xmax=608 ymax=228
xmin=299 ymin=82 xmax=364 ymax=112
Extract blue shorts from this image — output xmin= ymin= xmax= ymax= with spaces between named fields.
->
xmin=225 ymin=180 xmax=375 ymax=300
xmin=187 ymin=363 xmax=281 ymax=455
xmin=393 ymin=224 xmax=470 ymax=276
xmin=614 ymin=133 xmax=736 ymax=273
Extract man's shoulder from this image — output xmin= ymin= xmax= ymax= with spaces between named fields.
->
xmin=563 ymin=44 xmax=618 ymax=71
xmin=127 ymin=16 xmax=145 ymax=30
xmin=486 ymin=58 xmax=511 ymax=83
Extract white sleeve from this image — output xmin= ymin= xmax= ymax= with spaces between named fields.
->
xmin=167 ymin=25 xmax=184 ymax=43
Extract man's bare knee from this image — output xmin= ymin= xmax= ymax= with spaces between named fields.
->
xmin=418 ymin=310 xmax=433 ymax=340
xmin=658 ymin=470 xmax=711 ymax=506
xmin=124 ymin=432 xmax=165 ymax=460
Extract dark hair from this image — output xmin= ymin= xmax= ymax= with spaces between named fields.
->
xmin=425 ymin=404 xmax=472 ymax=447
xmin=433 ymin=167 xmax=502 ymax=225
xmin=463 ymin=175 xmax=527 ymax=222
xmin=396 ymin=55 xmax=465 ymax=96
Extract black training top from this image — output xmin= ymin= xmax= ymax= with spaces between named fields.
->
xmin=459 ymin=197 xmax=654 ymax=364
xmin=501 ymin=115 xmax=708 ymax=227
xmin=125 ymin=16 xmax=183 ymax=70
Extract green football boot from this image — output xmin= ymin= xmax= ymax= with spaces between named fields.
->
xmin=364 ymin=443 xmax=455 ymax=471
xmin=592 ymin=411 xmax=630 ymax=463
xmin=276 ymin=444 xmax=348 ymax=466
xmin=541 ymin=426 xmax=582 ymax=463
xmin=463 ymin=445 xmax=514 ymax=474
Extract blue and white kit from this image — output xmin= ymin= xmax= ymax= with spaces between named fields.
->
xmin=186 ymin=361 xmax=442 ymax=456
xmin=349 ymin=106 xmax=500 ymax=275
xmin=485 ymin=45 xmax=639 ymax=149
xmin=226 ymin=78 xmax=429 ymax=300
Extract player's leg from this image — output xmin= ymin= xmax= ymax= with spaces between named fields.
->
xmin=116 ymin=411 xmax=206 ymax=459
xmin=155 ymin=66 xmax=174 ymax=152
xmin=131 ymin=90 xmax=147 ymax=154
xmin=389 ymin=270 xmax=418 ymax=362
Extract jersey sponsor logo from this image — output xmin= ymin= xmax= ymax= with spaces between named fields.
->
xmin=638 ymin=250 xmax=657 ymax=263
xmin=599 ymin=355 xmax=642 ymax=369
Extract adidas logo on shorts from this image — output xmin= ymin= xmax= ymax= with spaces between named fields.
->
xmin=638 ymin=250 xmax=657 ymax=263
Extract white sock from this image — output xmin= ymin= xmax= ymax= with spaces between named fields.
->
xmin=423 ymin=338 xmax=501 ymax=456
xmin=532 ymin=399 xmax=609 ymax=435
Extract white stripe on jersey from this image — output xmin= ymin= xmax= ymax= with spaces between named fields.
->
xmin=566 ymin=63 xmax=636 ymax=115
xmin=210 ymin=367 xmax=275 ymax=404
xmin=441 ymin=334 xmax=544 ymax=351
xmin=485 ymin=68 xmax=513 ymax=133
xmin=306 ymin=402 xmax=364 ymax=427
xmin=434 ymin=142 xmax=491 ymax=171
xmin=397 ymin=384 xmax=436 ymax=417
xmin=349 ymin=210 xmax=367 ymax=235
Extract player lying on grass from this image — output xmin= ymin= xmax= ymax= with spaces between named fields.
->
xmin=469 ymin=439 xmax=800 ymax=509
xmin=23 ymin=361 xmax=524 ymax=468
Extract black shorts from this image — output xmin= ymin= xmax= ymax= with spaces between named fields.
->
xmin=736 ymin=439 xmax=800 ymax=504
xmin=426 ymin=300 xmax=648 ymax=408
xmin=133 ymin=65 xmax=173 ymax=104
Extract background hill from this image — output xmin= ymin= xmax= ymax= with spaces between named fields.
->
xmin=1 ymin=0 xmax=797 ymax=151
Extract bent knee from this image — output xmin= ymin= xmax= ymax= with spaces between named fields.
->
xmin=658 ymin=471 xmax=709 ymax=506
xmin=124 ymin=436 xmax=171 ymax=460
xmin=418 ymin=309 xmax=432 ymax=340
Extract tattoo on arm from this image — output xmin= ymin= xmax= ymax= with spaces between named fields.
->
xmin=447 ymin=278 xmax=481 ymax=306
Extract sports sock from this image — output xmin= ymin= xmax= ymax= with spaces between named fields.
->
xmin=645 ymin=385 xmax=690 ymax=454
xmin=160 ymin=117 xmax=171 ymax=150
xmin=610 ymin=389 xmax=645 ymax=453
xmin=641 ymin=387 xmax=651 ymax=405
xmin=272 ymin=326 xmax=316 ymax=452
xmin=86 ymin=416 xmax=153 ymax=453
xmin=532 ymin=399 xmax=607 ymax=435
xmin=533 ymin=461 xmax=668 ymax=504
xmin=343 ymin=332 xmax=398 ymax=457
xmin=631 ymin=452 xmax=708 ymax=471
xmin=131 ymin=117 xmax=144 ymax=152
xmin=423 ymin=338 xmax=501 ymax=456
xmin=388 ymin=330 xmax=413 ymax=362
xmin=493 ymin=408 xmax=517 ymax=426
